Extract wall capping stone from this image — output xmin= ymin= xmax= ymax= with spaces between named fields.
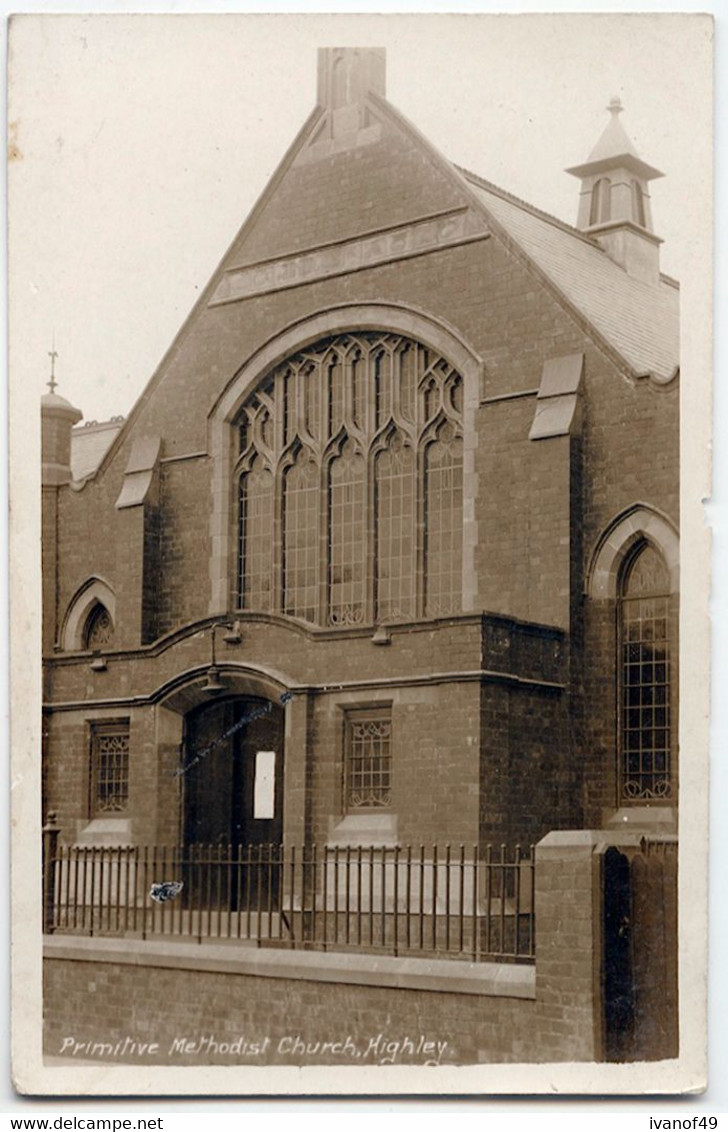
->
xmin=44 ymin=935 xmax=536 ymax=1000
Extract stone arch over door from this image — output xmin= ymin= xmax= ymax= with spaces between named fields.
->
xmin=207 ymin=303 xmax=484 ymax=617
xmin=154 ymin=663 xmax=307 ymax=849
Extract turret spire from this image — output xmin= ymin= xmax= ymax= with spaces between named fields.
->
xmin=41 ymin=339 xmax=82 ymax=485
xmin=47 ymin=343 xmax=58 ymax=394
xmin=565 ymin=99 xmax=665 ymax=285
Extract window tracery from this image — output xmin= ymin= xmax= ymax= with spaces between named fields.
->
xmin=234 ymin=331 xmax=464 ymax=626
xmin=345 ymin=710 xmax=392 ymax=810
xmin=83 ymin=603 xmax=114 ymax=650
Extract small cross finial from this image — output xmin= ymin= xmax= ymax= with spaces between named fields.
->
xmin=47 ymin=344 xmax=58 ymax=394
xmin=607 ymin=96 xmax=624 ymax=117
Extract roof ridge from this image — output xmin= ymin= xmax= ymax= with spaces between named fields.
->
xmin=456 ymin=162 xmax=679 ymax=293
xmin=73 ymin=417 xmax=125 ymax=432
xmin=367 ymin=95 xmax=676 ymax=381
xmin=454 ymin=163 xmax=603 ymax=248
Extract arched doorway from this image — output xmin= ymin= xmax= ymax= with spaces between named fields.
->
xmin=182 ymin=696 xmax=285 ymax=849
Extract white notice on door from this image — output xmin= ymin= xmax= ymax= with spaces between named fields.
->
xmin=253 ymin=750 xmax=276 ymax=819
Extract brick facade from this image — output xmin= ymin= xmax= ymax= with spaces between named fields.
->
xmin=40 ymin=47 xmax=679 ymax=1066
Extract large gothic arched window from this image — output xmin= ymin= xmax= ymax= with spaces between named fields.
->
xmin=619 ymin=541 xmax=672 ymax=802
xmin=234 ymin=332 xmax=465 ymax=627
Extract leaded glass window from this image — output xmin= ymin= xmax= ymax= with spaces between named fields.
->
xmin=84 ymin=603 xmax=114 ymax=650
xmin=283 ymin=450 xmax=319 ymax=622
xmin=620 ymin=542 xmax=672 ymax=802
xmin=424 ymin=423 xmax=463 ymax=617
xmin=233 ymin=331 xmax=465 ymax=627
xmin=345 ymin=711 xmax=392 ymax=810
xmin=91 ymin=723 xmax=129 ymax=815
xmin=238 ymin=459 xmax=274 ymax=611
xmin=328 ymin=441 xmax=366 ymax=626
xmin=375 ymin=434 xmax=415 ymax=622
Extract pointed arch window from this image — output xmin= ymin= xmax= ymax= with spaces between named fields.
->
xmin=375 ymin=433 xmax=415 ymax=622
xmin=328 ymin=440 xmax=366 ymax=626
xmin=424 ymin=424 xmax=463 ymax=618
xmin=631 ymin=180 xmax=646 ymax=228
xmin=237 ymin=458 xmax=274 ymax=611
xmin=233 ymin=331 xmax=465 ymax=627
xmin=283 ymin=450 xmax=319 ymax=622
xmin=84 ymin=602 xmax=114 ymax=650
xmin=590 ymin=177 xmax=612 ymax=225
xmin=619 ymin=541 xmax=672 ymax=802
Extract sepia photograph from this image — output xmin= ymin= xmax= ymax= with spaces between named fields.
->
xmin=8 ymin=11 xmax=712 ymax=1096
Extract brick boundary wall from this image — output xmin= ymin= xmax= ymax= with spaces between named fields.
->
xmin=44 ymin=946 xmax=539 ymax=1067
xmin=43 ymin=831 xmax=635 ymax=1068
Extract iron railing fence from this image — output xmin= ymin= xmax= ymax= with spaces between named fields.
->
xmin=43 ymin=842 xmax=536 ymax=964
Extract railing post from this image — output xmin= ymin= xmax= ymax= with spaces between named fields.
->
xmin=42 ymin=812 xmax=61 ymax=934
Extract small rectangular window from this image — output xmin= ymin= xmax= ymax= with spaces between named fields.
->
xmin=91 ymin=722 xmax=129 ymax=815
xmin=344 ymin=709 xmax=392 ymax=811
xmin=253 ymin=750 xmax=276 ymax=819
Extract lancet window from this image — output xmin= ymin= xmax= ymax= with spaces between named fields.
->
xmin=589 ymin=177 xmax=612 ymax=225
xmin=234 ymin=332 xmax=465 ymax=627
xmin=619 ymin=541 xmax=672 ymax=802
xmin=83 ymin=603 xmax=114 ymax=650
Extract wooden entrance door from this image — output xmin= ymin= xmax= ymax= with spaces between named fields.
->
xmin=182 ymin=697 xmax=284 ymax=906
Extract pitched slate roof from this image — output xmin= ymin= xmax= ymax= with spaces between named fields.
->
xmin=456 ymin=167 xmax=679 ymax=383
xmin=373 ymin=96 xmax=679 ymax=385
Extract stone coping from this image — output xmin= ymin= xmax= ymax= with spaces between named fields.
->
xmin=44 ymin=934 xmax=536 ymax=1000
xmin=536 ymin=828 xmax=678 ymax=859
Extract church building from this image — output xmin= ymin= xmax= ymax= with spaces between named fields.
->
xmin=41 ymin=47 xmax=679 ymax=921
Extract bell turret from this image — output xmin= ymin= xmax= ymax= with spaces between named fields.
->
xmin=566 ymin=98 xmax=665 ymax=285
xmin=41 ymin=349 xmax=82 ymax=485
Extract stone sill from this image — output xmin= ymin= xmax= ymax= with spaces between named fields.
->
xmin=44 ymin=934 xmax=535 ymax=1000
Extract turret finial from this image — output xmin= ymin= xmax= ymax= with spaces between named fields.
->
xmin=607 ymin=96 xmax=624 ymax=117
xmin=47 ymin=342 xmax=58 ymax=395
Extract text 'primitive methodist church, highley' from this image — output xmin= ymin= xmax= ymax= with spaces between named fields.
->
xmin=40 ymin=48 xmax=679 ymax=1065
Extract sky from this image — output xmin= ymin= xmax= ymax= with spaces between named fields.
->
xmin=9 ymin=12 xmax=712 ymax=423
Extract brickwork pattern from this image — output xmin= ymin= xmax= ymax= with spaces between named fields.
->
xmin=44 ymin=613 xmax=568 ymax=851
xmin=308 ymin=681 xmax=482 ymax=846
xmin=479 ymin=684 xmax=577 ymax=849
xmin=535 ymin=839 xmax=601 ymax=1060
xmin=43 ymin=956 xmax=538 ymax=1066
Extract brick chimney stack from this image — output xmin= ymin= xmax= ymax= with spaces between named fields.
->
xmin=317 ymin=48 xmax=386 ymax=138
